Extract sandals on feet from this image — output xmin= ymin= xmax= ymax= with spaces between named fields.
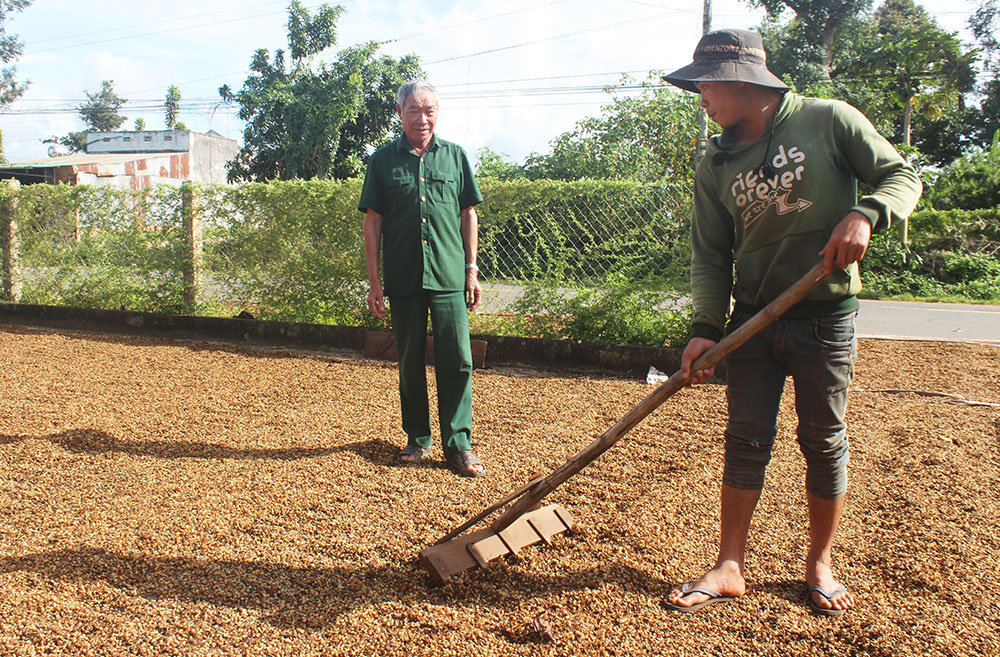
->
xmin=661 ymin=581 xmax=736 ymax=613
xmin=396 ymin=444 xmax=431 ymax=465
xmin=807 ymin=584 xmax=850 ymax=617
xmin=445 ymin=450 xmax=485 ymax=478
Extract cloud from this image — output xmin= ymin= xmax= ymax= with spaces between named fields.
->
xmin=2 ymin=0 xmax=972 ymax=167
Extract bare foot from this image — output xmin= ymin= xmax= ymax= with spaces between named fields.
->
xmin=664 ymin=561 xmax=747 ymax=609
xmin=806 ymin=557 xmax=854 ymax=613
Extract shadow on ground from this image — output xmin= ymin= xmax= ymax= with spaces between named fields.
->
xmin=0 ymin=429 xmax=397 ymax=463
xmin=0 ymin=546 xmax=669 ymax=629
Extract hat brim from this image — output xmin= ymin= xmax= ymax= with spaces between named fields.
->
xmin=661 ymin=60 xmax=790 ymax=93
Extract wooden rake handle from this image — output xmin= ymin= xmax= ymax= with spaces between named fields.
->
xmin=484 ymin=261 xmax=831 ymax=533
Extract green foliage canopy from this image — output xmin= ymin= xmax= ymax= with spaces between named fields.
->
xmin=758 ymin=0 xmax=978 ymax=166
xmin=966 ymin=0 xmax=1000 ymax=147
xmin=0 ymin=0 xmax=30 ymax=109
xmin=219 ymin=1 xmax=422 ymax=182
xmin=748 ymin=0 xmax=873 ymax=83
xmin=925 ymin=131 xmax=1000 ymax=210
xmin=517 ymin=73 xmax=702 ymax=184
xmin=44 ymin=80 xmax=129 ymax=153
xmin=862 ymin=0 xmax=976 ymax=148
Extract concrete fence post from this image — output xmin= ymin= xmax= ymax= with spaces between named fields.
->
xmin=1 ymin=178 xmax=22 ymax=302
xmin=181 ymin=181 xmax=203 ymax=311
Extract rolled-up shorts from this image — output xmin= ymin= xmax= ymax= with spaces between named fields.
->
xmin=722 ymin=311 xmax=857 ymax=499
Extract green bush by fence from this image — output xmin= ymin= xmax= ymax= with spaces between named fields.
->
xmin=2 ymin=178 xmax=997 ymax=349
xmin=861 ymin=208 xmax=1000 ymax=302
xmin=0 ymin=177 xmax=694 ymax=345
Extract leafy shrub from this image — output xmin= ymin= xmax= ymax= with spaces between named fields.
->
xmin=12 ymin=184 xmax=188 ymax=313
xmin=924 ymin=131 xmax=1000 ymax=211
xmin=861 ymin=211 xmax=1000 ymax=302
xmin=511 ymin=272 xmax=691 ymax=347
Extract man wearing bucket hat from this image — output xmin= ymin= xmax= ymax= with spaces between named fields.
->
xmin=660 ymin=29 xmax=922 ymax=615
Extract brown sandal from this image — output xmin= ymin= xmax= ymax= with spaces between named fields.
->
xmin=397 ymin=445 xmax=431 ymax=465
xmin=445 ymin=450 xmax=485 ymax=478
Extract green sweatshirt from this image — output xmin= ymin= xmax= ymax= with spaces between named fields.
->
xmin=690 ymin=92 xmax=923 ymax=341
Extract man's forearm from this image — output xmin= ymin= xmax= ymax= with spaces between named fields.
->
xmin=460 ymin=206 xmax=479 ymax=266
xmin=363 ymin=210 xmax=383 ymax=285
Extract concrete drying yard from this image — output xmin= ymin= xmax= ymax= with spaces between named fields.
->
xmin=1 ymin=325 xmax=998 ymax=656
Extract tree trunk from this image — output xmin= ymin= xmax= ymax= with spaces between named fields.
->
xmin=819 ymin=24 xmax=837 ymax=84
xmin=903 ymin=94 xmax=913 ymax=147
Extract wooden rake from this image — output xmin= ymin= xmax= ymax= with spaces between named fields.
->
xmin=419 ymin=262 xmax=830 ymax=584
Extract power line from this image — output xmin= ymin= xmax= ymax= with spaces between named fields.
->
xmin=387 ymin=0 xmax=568 ymax=43
xmin=27 ymin=1 xmax=290 ymax=46
xmin=25 ymin=9 xmax=291 ymax=54
xmin=426 ymin=10 xmax=686 ymax=65
xmin=22 ymin=1 xmax=351 ymax=54
xmin=0 ymin=67 xmax=963 ymax=119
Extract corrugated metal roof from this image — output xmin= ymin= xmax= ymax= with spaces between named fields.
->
xmin=3 ymin=151 xmax=187 ymax=169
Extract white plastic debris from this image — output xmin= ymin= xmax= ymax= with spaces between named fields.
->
xmin=646 ymin=366 xmax=670 ymax=385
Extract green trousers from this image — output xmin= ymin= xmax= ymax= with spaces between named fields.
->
xmin=389 ymin=291 xmax=473 ymax=457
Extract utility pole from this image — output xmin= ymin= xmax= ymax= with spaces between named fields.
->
xmin=695 ymin=0 xmax=712 ymax=165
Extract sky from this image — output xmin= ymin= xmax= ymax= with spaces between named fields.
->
xmin=0 ymin=0 xmax=980 ymax=166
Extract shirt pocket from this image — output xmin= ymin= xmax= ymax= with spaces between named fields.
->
xmin=426 ymin=169 xmax=458 ymax=207
xmin=386 ymin=168 xmax=416 ymax=216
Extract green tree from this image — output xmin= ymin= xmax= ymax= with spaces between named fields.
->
xmin=746 ymin=0 xmax=872 ymax=84
xmin=134 ymin=117 xmax=145 ymax=131
xmin=967 ymin=0 xmax=1000 ymax=146
xmin=925 ymin=131 xmax=1000 ymax=209
xmin=520 ymin=73 xmax=702 ymax=183
xmin=0 ymin=0 xmax=31 ymax=108
xmin=862 ymin=0 xmax=977 ymax=148
xmin=164 ymin=84 xmax=181 ymax=129
xmin=78 ymin=80 xmax=128 ymax=131
xmin=220 ymin=1 xmax=422 ymax=181
xmin=475 ymin=147 xmax=524 ymax=180
xmin=758 ymin=1 xmax=978 ymax=166
xmin=44 ymin=80 xmax=128 ymax=153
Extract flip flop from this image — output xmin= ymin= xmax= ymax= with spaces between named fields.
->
xmin=445 ymin=450 xmax=485 ymax=478
xmin=807 ymin=584 xmax=850 ymax=616
xmin=396 ymin=444 xmax=431 ymax=465
xmin=661 ymin=581 xmax=736 ymax=612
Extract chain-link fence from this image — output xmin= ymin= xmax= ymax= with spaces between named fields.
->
xmin=475 ymin=179 xmax=692 ymax=314
xmin=2 ymin=182 xmax=188 ymax=313
xmin=5 ymin=178 xmax=999 ymax=343
xmin=1 ymin=178 xmax=693 ymax=331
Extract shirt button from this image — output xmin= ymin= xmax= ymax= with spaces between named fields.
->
xmin=421 ymin=196 xmax=426 ymax=202
xmin=424 ymin=240 xmax=429 ymax=245
xmin=420 ymin=177 xmax=425 ymax=182
xmin=422 ymin=217 xmax=427 ymax=223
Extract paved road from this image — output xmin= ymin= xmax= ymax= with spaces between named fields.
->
xmin=482 ymin=282 xmax=1000 ymax=346
xmin=857 ymin=299 xmax=1000 ymax=345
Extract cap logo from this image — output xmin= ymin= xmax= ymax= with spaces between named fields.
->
xmin=695 ymin=44 xmax=767 ymax=60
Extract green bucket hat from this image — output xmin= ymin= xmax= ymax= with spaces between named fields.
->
xmin=662 ymin=28 xmax=790 ymax=93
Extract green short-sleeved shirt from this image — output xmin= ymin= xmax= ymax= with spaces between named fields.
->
xmin=358 ymin=134 xmax=484 ymax=296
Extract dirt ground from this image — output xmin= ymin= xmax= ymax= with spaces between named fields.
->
xmin=0 ymin=324 xmax=998 ymax=657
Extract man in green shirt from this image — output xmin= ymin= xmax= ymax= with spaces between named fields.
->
xmin=659 ymin=29 xmax=921 ymax=615
xmin=359 ymin=80 xmax=486 ymax=478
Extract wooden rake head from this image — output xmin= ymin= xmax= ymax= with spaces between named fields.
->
xmin=419 ymin=503 xmax=575 ymax=584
